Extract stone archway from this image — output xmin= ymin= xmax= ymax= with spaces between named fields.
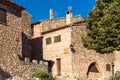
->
xmin=86 ymin=62 xmax=102 ymax=80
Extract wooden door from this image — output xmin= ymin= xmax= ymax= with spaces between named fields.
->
xmin=56 ymin=58 xmax=61 ymax=76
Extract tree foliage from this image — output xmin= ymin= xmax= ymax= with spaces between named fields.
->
xmin=85 ymin=0 xmax=120 ymax=53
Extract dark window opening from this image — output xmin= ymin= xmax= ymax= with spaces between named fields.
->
xmin=106 ymin=64 xmax=111 ymax=71
xmin=0 ymin=8 xmax=6 ymax=24
xmin=46 ymin=37 xmax=51 ymax=44
xmin=54 ymin=35 xmax=61 ymax=43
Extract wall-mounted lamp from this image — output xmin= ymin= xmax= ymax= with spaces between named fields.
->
xmin=112 ymin=62 xmax=115 ymax=76
xmin=70 ymin=44 xmax=73 ymax=48
xmin=70 ymin=44 xmax=76 ymax=53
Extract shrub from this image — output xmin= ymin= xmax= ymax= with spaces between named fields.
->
xmin=111 ymin=71 xmax=120 ymax=80
xmin=33 ymin=71 xmax=53 ymax=80
xmin=0 ymin=75 xmax=4 ymax=80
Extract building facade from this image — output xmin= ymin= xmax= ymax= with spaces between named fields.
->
xmin=22 ymin=11 xmax=32 ymax=61
xmin=0 ymin=1 xmax=48 ymax=79
xmin=32 ymin=9 xmax=120 ymax=80
xmin=0 ymin=0 xmax=24 ymax=78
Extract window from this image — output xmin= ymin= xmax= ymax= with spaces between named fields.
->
xmin=46 ymin=37 xmax=51 ymax=44
xmin=106 ymin=64 xmax=111 ymax=71
xmin=54 ymin=35 xmax=61 ymax=43
xmin=0 ymin=8 xmax=6 ymax=23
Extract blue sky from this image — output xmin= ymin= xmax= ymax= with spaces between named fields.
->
xmin=12 ymin=0 xmax=96 ymax=22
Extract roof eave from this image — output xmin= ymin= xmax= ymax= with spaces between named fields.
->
xmin=0 ymin=0 xmax=25 ymax=11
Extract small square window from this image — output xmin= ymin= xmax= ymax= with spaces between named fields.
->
xmin=54 ymin=35 xmax=61 ymax=43
xmin=0 ymin=8 xmax=7 ymax=24
xmin=46 ymin=37 xmax=51 ymax=44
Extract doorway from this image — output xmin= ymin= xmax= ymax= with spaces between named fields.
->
xmin=56 ymin=58 xmax=61 ymax=76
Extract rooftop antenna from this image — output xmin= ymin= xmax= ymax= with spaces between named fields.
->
xmin=67 ymin=6 xmax=72 ymax=14
xmin=68 ymin=6 xmax=72 ymax=12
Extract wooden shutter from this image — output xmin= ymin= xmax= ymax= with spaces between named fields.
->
xmin=106 ymin=64 xmax=111 ymax=71
xmin=46 ymin=37 xmax=51 ymax=44
xmin=54 ymin=35 xmax=61 ymax=43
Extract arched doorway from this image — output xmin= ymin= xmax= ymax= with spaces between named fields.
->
xmin=86 ymin=62 xmax=102 ymax=80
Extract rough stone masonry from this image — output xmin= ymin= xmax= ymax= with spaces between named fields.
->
xmin=0 ymin=0 xmax=48 ymax=79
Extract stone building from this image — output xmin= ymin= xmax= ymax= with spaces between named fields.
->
xmin=0 ymin=0 xmax=24 ymax=78
xmin=32 ymin=8 xmax=120 ymax=80
xmin=22 ymin=11 xmax=32 ymax=61
xmin=0 ymin=0 xmax=48 ymax=79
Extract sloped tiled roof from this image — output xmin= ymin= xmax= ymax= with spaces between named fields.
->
xmin=41 ymin=15 xmax=85 ymax=32
xmin=32 ymin=15 xmax=85 ymax=32
xmin=41 ymin=20 xmax=86 ymax=35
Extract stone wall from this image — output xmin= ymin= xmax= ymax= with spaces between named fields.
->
xmin=32 ymin=9 xmax=120 ymax=80
xmin=114 ymin=51 xmax=120 ymax=74
xmin=40 ymin=15 xmax=84 ymax=32
xmin=31 ymin=12 xmax=85 ymax=80
xmin=22 ymin=11 xmax=32 ymax=60
xmin=32 ymin=13 xmax=86 ymax=79
xmin=0 ymin=1 xmax=48 ymax=79
xmin=71 ymin=22 xmax=115 ymax=80
xmin=0 ymin=2 xmax=22 ymax=77
xmin=32 ymin=23 xmax=42 ymax=38
xmin=42 ymin=27 xmax=72 ymax=79
xmin=9 ymin=60 xmax=48 ymax=80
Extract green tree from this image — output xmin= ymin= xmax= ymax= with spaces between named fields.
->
xmin=85 ymin=0 xmax=120 ymax=53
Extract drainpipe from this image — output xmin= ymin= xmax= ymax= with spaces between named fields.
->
xmin=112 ymin=62 xmax=115 ymax=76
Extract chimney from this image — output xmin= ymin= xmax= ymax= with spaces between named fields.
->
xmin=66 ymin=7 xmax=72 ymax=25
xmin=50 ymin=9 xmax=54 ymax=20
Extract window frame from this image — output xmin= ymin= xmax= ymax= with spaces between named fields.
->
xmin=46 ymin=37 xmax=52 ymax=44
xmin=54 ymin=35 xmax=61 ymax=43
